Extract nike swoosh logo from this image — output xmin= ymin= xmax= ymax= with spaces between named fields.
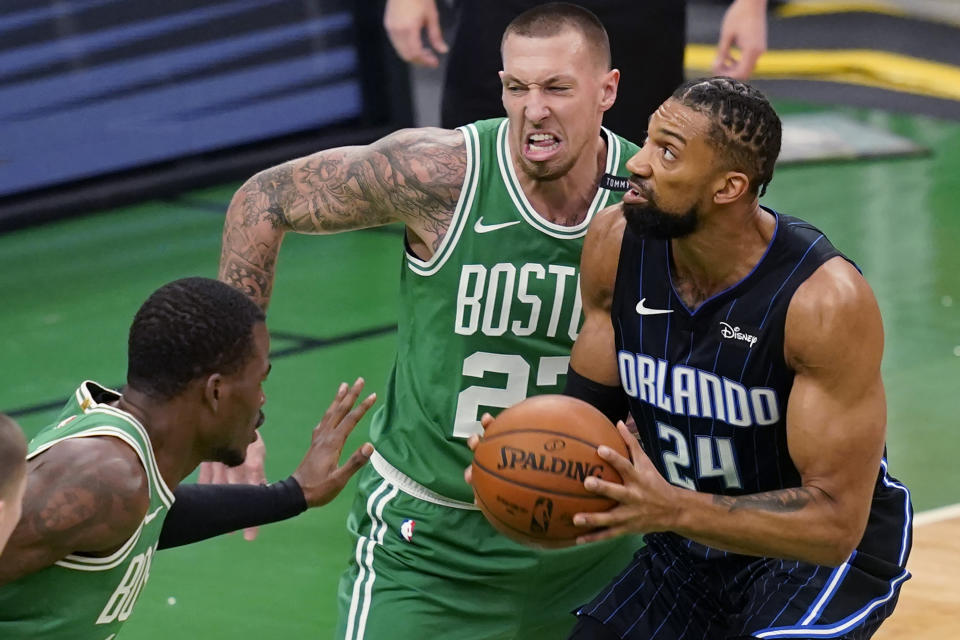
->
xmin=474 ymin=217 xmax=522 ymax=234
xmin=635 ymin=298 xmax=674 ymax=316
xmin=143 ymin=506 xmax=164 ymax=525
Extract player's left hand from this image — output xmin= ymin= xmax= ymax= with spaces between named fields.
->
xmin=712 ymin=0 xmax=768 ymax=80
xmin=197 ymin=432 xmax=268 ymax=541
xmin=572 ymin=421 xmax=680 ymax=544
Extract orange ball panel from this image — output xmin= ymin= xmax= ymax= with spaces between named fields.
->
xmin=470 ymin=394 xmax=630 ymax=547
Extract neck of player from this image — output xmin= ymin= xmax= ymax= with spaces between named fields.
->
xmin=115 ymin=390 xmax=203 ymax=490
xmin=670 ymin=202 xmax=775 ymax=309
xmin=516 ymin=133 xmax=607 ymax=226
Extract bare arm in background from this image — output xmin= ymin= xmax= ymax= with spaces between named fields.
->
xmin=384 ymin=0 xmax=449 ymax=68
xmin=712 ymin=0 xmax=768 ymax=79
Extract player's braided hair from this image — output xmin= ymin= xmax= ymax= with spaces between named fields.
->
xmin=672 ymin=77 xmax=781 ymax=197
xmin=127 ymin=277 xmax=265 ymax=400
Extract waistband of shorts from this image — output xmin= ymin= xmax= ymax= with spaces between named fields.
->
xmin=370 ymin=451 xmax=479 ymax=510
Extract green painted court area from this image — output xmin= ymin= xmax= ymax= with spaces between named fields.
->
xmin=2 ymin=103 xmax=958 ymax=638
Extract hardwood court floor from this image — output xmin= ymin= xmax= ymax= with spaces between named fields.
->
xmin=1 ymin=102 xmax=958 ymax=637
xmin=874 ymin=511 xmax=960 ymax=638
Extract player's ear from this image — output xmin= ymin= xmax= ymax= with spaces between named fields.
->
xmin=713 ymin=170 xmax=750 ymax=205
xmin=599 ymin=68 xmax=619 ymax=113
xmin=203 ymin=373 xmax=223 ymax=411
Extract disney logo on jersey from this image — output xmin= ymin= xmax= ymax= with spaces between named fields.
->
xmin=719 ymin=322 xmax=758 ymax=348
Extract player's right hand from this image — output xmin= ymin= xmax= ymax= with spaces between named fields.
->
xmin=464 ymin=412 xmax=494 ymax=487
xmin=384 ymin=0 xmax=448 ymax=68
xmin=292 ymin=378 xmax=376 ymax=508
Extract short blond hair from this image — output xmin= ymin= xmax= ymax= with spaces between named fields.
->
xmin=502 ymin=2 xmax=611 ymax=71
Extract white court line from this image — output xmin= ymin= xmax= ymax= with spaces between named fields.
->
xmin=914 ymin=502 xmax=960 ymax=527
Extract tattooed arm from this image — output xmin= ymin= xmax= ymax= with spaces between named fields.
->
xmin=219 ymin=127 xmax=466 ymax=310
xmin=574 ymin=258 xmax=887 ymax=566
xmin=0 ymin=438 xmax=149 ymax=585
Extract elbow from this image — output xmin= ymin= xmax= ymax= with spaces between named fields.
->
xmin=808 ymin=514 xmax=867 ymax=567
xmin=227 ymin=170 xmax=290 ymax=231
xmin=810 ymin=541 xmax=857 ymax=568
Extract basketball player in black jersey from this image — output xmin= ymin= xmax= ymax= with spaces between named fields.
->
xmin=559 ymin=78 xmax=913 ymax=639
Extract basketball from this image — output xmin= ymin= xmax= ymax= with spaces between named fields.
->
xmin=470 ymin=394 xmax=629 ymax=548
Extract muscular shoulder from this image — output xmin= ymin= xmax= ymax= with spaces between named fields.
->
xmin=580 ymin=204 xmax=627 ymax=308
xmin=26 ymin=437 xmax=150 ymax=548
xmin=785 ymin=256 xmax=883 ymax=376
xmin=368 ymin=127 xmax=467 ymax=192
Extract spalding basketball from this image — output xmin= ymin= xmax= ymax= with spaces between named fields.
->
xmin=470 ymin=394 xmax=629 ymax=548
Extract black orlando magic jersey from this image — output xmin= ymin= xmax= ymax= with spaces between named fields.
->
xmin=583 ymin=209 xmax=914 ymax=639
xmin=613 ymin=211 xmax=847 ymax=495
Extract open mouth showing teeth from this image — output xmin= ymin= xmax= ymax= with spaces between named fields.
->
xmin=527 ymin=133 xmax=560 ymax=152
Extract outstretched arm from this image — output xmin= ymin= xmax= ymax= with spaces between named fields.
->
xmin=0 ymin=438 xmax=149 ymax=586
xmin=576 ymin=258 xmax=888 ymax=566
xmin=219 ymin=127 xmax=466 ymax=310
xmin=159 ymin=380 xmax=375 ymax=549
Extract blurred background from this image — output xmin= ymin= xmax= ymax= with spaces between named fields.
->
xmin=0 ymin=0 xmax=957 ymax=637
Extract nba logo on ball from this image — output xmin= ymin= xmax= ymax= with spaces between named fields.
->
xmin=471 ymin=395 xmax=629 ymax=548
xmin=530 ymin=497 xmax=553 ymax=533
xmin=400 ymin=519 xmax=415 ymax=542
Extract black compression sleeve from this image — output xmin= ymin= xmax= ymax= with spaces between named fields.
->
xmin=157 ymin=477 xmax=307 ymax=550
xmin=563 ymin=366 xmax=630 ymax=425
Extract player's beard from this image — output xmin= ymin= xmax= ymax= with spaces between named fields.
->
xmin=622 ymin=200 xmax=699 ymax=239
xmin=517 ymin=150 xmax=577 ymax=182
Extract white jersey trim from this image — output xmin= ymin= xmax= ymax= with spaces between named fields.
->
xmin=75 ymin=381 xmax=175 ymax=507
xmin=405 ymin=124 xmax=480 ymax=276
xmin=29 ymin=425 xmax=157 ymax=571
xmin=55 ymin=524 xmax=144 ymax=571
xmin=369 ymin=451 xmax=479 ymax=510
xmin=496 ymin=121 xmax=622 ymax=239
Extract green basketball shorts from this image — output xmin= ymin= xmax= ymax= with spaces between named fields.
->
xmin=336 ymin=460 xmax=642 ymax=640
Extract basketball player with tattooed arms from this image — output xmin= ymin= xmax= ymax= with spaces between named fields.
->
xmin=561 ymin=77 xmax=913 ymax=639
xmin=218 ymin=4 xmax=645 ymax=637
xmin=0 ymin=278 xmax=375 ymax=639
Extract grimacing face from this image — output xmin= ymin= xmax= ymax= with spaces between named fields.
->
xmin=500 ymin=28 xmax=617 ymax=181
xmin=208 ymin=322 xmax=270 ymax=467
xmin=621 ymin=99 xmax=727 ymax=236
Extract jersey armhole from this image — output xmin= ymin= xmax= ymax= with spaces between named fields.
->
xmin=405 ymin=124 xmax=480 ymax=276
xmin=29 ymin=427 xmax=153 ymax=571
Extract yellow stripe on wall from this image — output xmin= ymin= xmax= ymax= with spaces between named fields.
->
xmin=775 ymin=1 xmax=905 ymax=18
xmin=685 ymin=46 xmax=960 ymax=102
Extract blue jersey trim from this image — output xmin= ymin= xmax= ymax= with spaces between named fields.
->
xmin=751 ymin=459 xmax=913 ymax=638
xmin=668 ymin=211 xmax=781 ymax=316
